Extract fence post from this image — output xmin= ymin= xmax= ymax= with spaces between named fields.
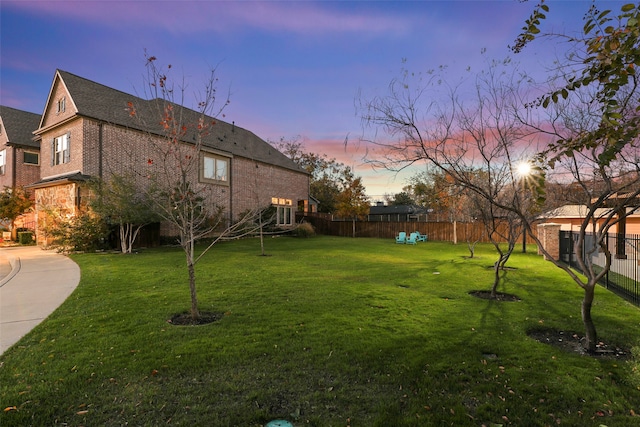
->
xmin=537 ymin=223 xmax=561 ymax=261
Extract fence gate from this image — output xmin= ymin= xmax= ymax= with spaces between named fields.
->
xmin=559 ymin=231 xmax=573 ymax=263
xmin=559 ymin=230 xmax=639 ymax=306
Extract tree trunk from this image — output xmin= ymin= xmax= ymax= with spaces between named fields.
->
xmin=187 ymin=259 xmax=200 ymax=321
xmin=453 ymin=220 xmax=457 ymax=245
xmin=582 ymin=284 xmax=597 ymax=353
xmin=491 ymin=259 xmax=501 ymax=298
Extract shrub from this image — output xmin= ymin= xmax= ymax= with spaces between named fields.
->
xmin=17 ymin=231 xmax=33 ymax=245
xmin=295 ymin=221 xmax=315 ymax=237
xmin=41 ymin=209 xmax=108 ymax=252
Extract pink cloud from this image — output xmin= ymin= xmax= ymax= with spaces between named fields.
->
xmin=5 ymin=1 xmax=410 ymax=37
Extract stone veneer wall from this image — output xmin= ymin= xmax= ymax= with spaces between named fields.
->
xmin=34 ymin=182 xmax=80 ymax=245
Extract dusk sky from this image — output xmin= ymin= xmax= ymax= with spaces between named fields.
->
xmin=0 ymin=1 xmax=624 ymax=200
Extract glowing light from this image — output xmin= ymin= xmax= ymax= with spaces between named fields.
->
xmin=516 ymin=161 xmax=532 ymax=178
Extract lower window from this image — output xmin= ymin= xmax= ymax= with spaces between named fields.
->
xmin=272 ymin=197 xmax=293 ymax=226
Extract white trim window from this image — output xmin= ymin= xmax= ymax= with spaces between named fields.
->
xmin=201 ymin=153 xmax=229 ymax=183
xmin=56 ymin=97 xmax=66 ymax=113
xmin=52 ymin=132 xmax=70 ymax=165
xmin=0 ymin=149 xmax=5 ymax=175
xmin=272 ymin=197 xmax=293 ymax=226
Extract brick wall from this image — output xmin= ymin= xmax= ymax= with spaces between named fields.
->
xmin=13 ymin=146 xmax=41 ymax=189
xmin=232 ymin=157 xmax=309 ymax=217
xmin=39 ymin=118 xmax=84 ymax=179
xmin=537 ymin=223 xmax=561 ymax=261
xmin=0 ymin=144 xmax=40 ymax=192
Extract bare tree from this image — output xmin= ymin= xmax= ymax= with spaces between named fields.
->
xmin=520 ymin=83 xmax=640 ymax=352
xmin=358 ymin=59 xmax=539 ymax=296
xmin=359 ymin=54 xmax=640 ymax=352
xmin=128 ymin=55 xmax=265 ymax=322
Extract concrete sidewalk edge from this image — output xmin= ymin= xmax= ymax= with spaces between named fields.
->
xmin=0 ymin=255 xmax=21 ymax=287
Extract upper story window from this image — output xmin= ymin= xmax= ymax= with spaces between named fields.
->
xmin=52 ymin=132 xmax=70 ymax=165
xmin=56 ymin=97 xmax=66 ymax=113
xmin=0 ymin=149 xmax=5 ymax=175
xmin=200 ymin=153 xmax=229 ymax=184
xmin=24 ymin=151 xmax=39 ymax=165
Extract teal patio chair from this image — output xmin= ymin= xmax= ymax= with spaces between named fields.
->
xmin=395 ymin=232 xmax=407 ymax=244
xmin=415 ymin=232 xmax=428 ymax=242
xmin=406 ymin=232 xmax=418 ymax=245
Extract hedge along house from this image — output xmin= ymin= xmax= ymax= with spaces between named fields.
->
xmin=29 ymin=70 xmax=310 ymax=246
xmin=0 ymin=106 xmax=41 ymax=235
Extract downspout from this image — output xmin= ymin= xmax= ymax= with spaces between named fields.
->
xmin=229 ymin=160 xmax=233 ymax=227
xmin=98 ymin=122 xmax=103 ymax=179
xmin=11 ymin=145 xmax=17 ymax=189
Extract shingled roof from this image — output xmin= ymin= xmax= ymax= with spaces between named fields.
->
xmin=0 ymin=105 xmax=41 ymax=148
xmin=52 ymin=70 xmax=307 ymax=174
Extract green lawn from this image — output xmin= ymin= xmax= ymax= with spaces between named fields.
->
xmin=1 ymin=236 xmax=639 ymax=426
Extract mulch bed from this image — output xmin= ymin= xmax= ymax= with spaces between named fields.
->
xmin=469 ymin=290 xmax=521 ymax=302
xmin=527 ymin=328 xmax=631 ymax=359
xmin=168 ymin=311 xmax=225 ymax=326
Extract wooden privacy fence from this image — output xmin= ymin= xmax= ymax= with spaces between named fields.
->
xmin=298 ymin=213 xmax=537 ymax=244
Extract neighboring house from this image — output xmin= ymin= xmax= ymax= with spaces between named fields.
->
xmin=368 ymin=203 xmax=430 ymax=222
xmin=28 ymin=69 xmax=310 ymax=245
xmin=0 ymin=106 xmax=41 ymax=191
xmin=0 ymin=106 xmax=41 ymax=234
xmin=539 ymin=204 xmax=640 ymax=234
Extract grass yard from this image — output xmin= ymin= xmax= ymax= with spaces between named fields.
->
xmin=1 ymin=236 xmax=640 ymax=426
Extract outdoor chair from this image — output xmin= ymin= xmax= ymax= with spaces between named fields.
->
xmin=415 ymin=232 xmax=428 ymax=242
xmin=395 ymin=232 xmax=407 ymax=244
xmin=406 ymin=232 xmax=418 ymax=245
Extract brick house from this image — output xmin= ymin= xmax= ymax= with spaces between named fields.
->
xmin=0 ymin=106 xmax=41 ymax=234
xmin=0 ymin=106 xmax=41 ymax=191
xmin=29 ymin=70 xmax=310 ymax=245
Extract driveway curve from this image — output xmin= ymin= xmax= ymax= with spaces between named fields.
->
xmin=0 ymin=246 xmax=80 ymax=355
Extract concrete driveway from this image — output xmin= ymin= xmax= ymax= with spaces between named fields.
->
xmin=0 ymin=246 xmax=80 ymax=355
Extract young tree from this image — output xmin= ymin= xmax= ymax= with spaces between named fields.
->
xmin=89 ymin=174 xmax=158 ymax=254
xmin=0 ymin=187 xmax=32 ymax=238
xmin=129 ymin=55 xmax=264 ymax=322
xmin=511 ymin=1 xmax=640 ymax=352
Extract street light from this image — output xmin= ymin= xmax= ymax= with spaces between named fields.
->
xmin=516 ymin=161 xmax=532 ymax=253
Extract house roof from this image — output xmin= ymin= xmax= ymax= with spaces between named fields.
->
xmin=369 ymin=204 xmax=428 ymax=215
xmin=0 ymin=105 xmax=41 ymax=149
xmin=539 ymin=204 xmax=640 ymax=219
xmin=27 ymin=171 xmax=92 ymax=189
xmin=38 ymin=70 xmax=307 ymax=174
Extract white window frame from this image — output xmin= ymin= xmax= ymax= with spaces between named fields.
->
xmin=0 ymin=149 xmax=5 ymax=175
xmin=272 ymin=197 xmax=293 ymax=226
xmin=53 ymin=133 xmax=70 ymax=165
xmin=200 ymin=153 xmax=229 ymax=184
xmin=56 ymin=97 xmax=66 ymax=113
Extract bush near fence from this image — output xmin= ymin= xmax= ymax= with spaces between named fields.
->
xmin=298 ymin=213 xmax=536 ymax=244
